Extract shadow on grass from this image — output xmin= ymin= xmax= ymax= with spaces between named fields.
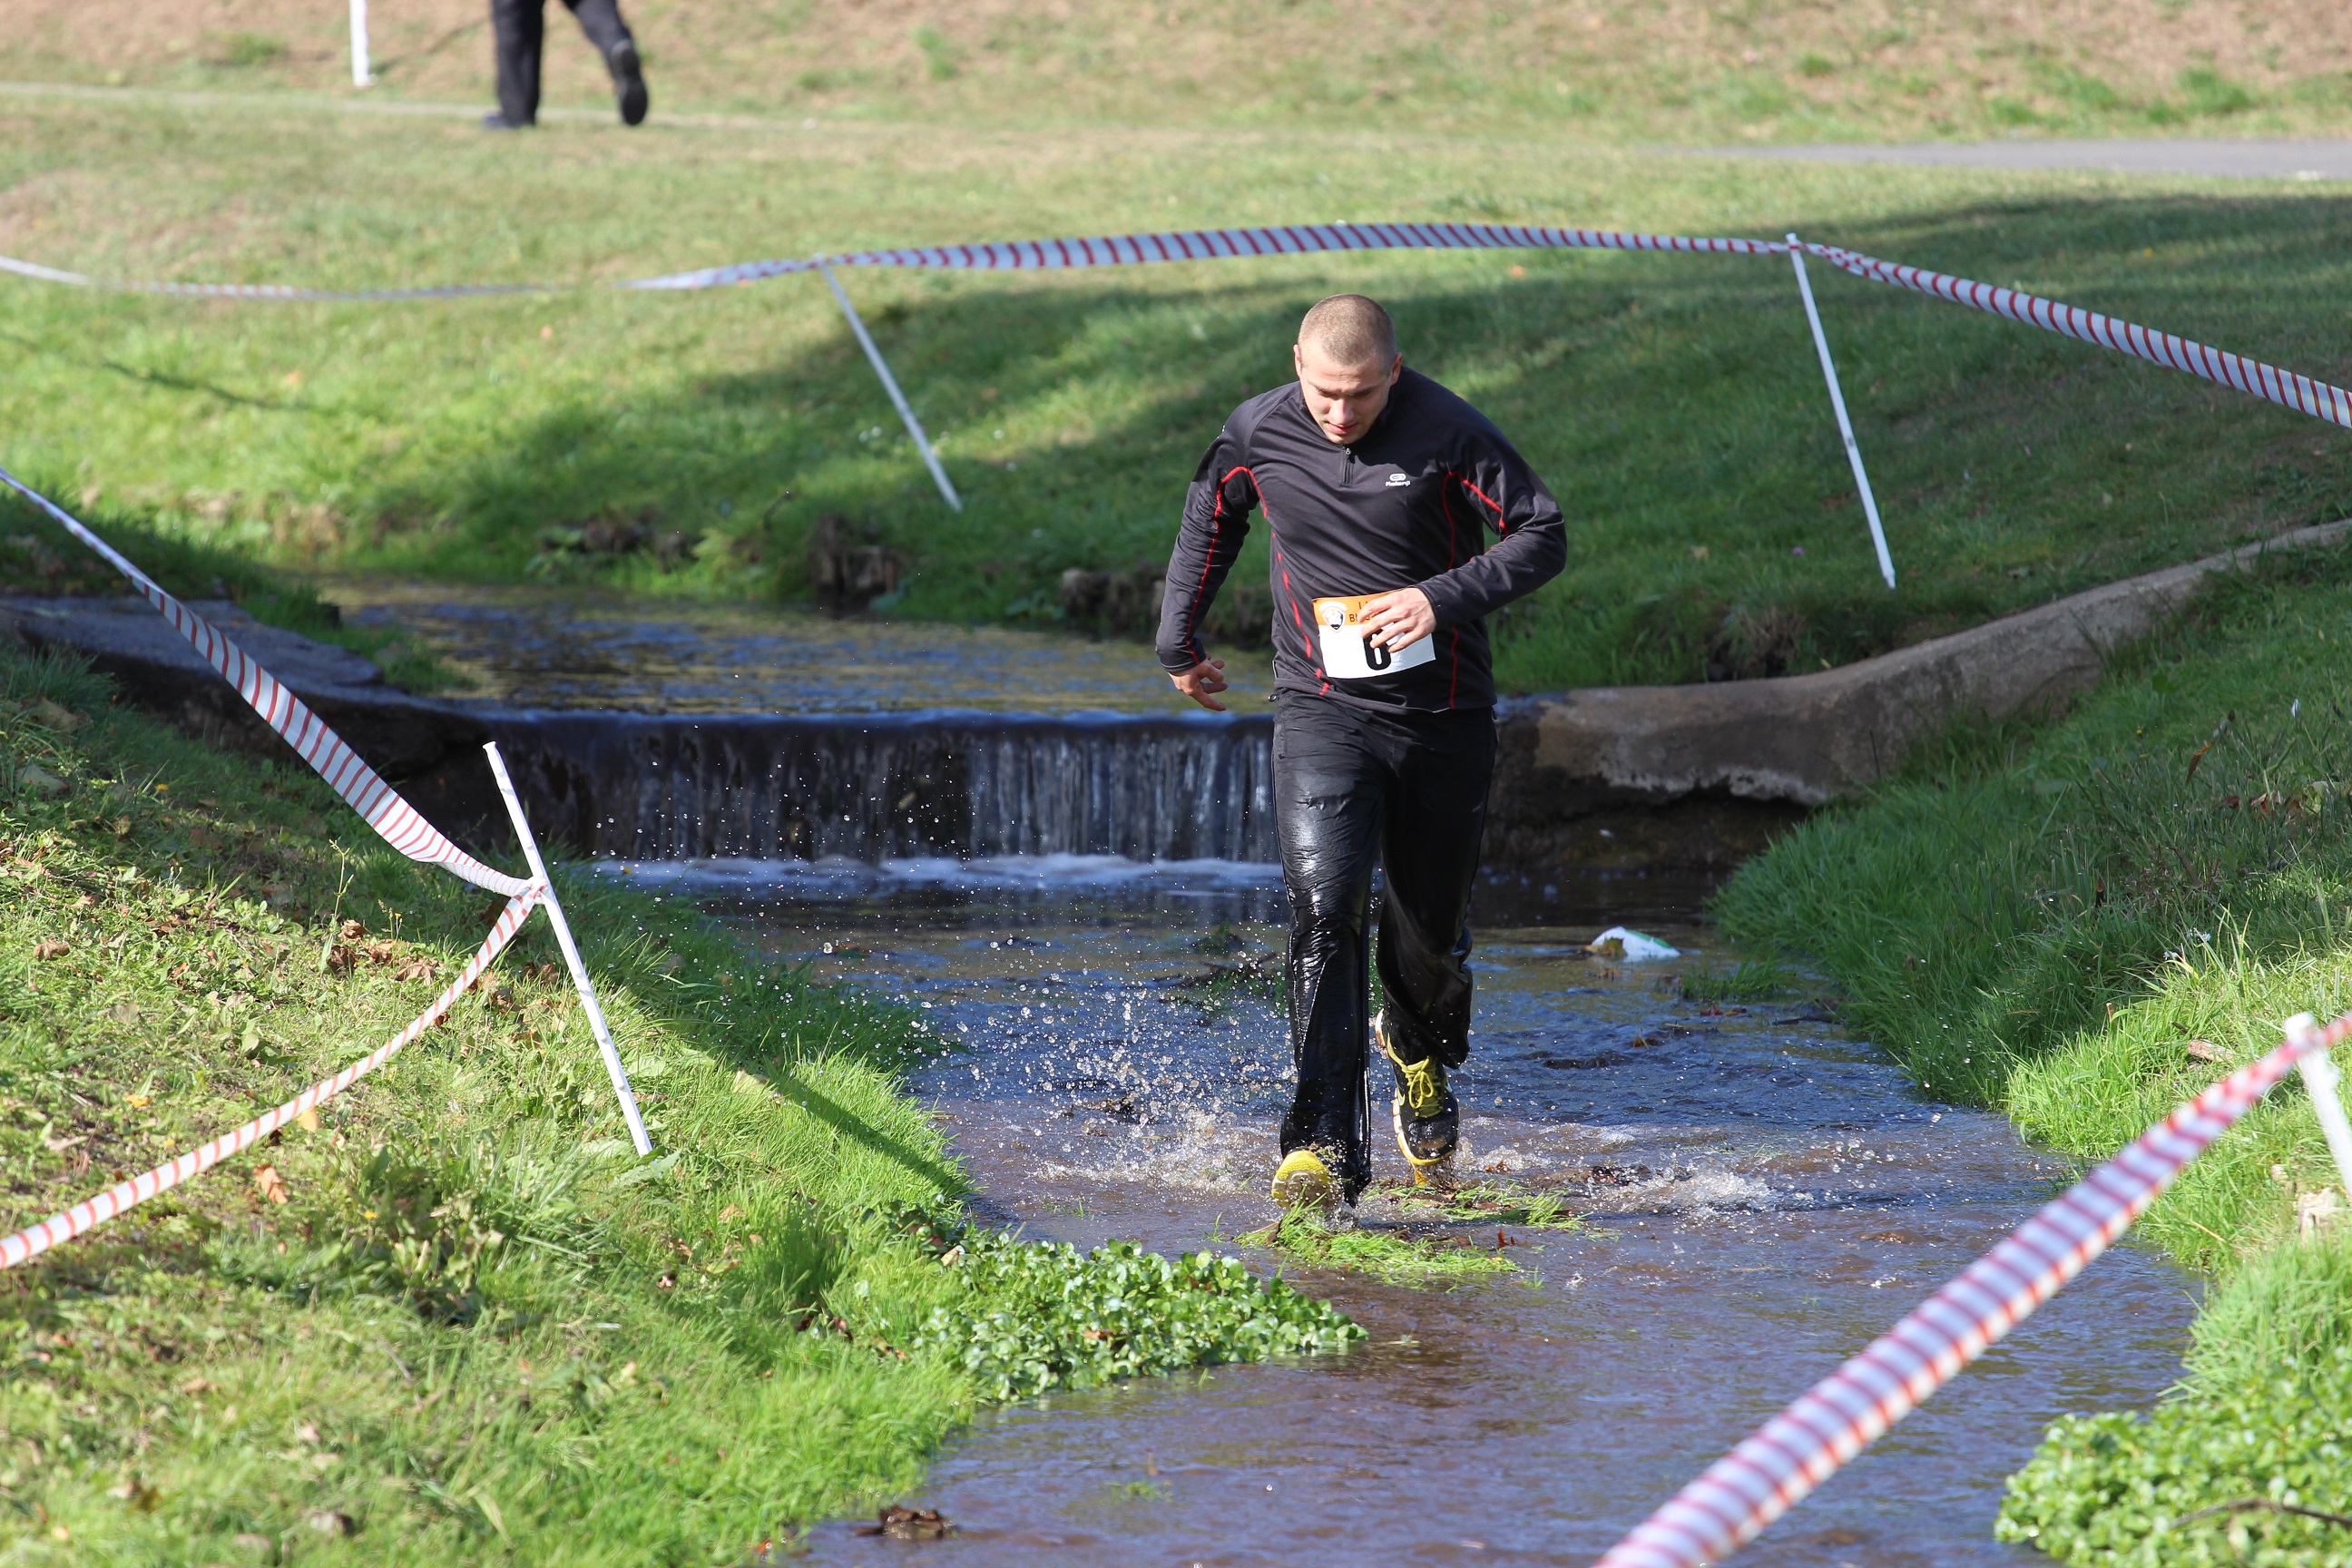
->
xmin=322 ymin=189 xmax=2352 ymax=687
xmin=767 ymin=1065 xmax=963 ymax=1196
xmin=15 ymin=189 xmax=2352 ymax=689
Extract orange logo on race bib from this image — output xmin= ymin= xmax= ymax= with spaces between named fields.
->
xmin=1312 ymin=595 xmax=1436 ymax=681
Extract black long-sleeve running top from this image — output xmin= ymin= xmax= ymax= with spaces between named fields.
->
xmin=1156 ymin=367 xmax=1566 ymax=712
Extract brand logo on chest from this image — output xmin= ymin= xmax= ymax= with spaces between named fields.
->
xmin=1385 ymin=473 xmax=1411 ymax=487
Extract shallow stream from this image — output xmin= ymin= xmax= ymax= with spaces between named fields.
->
xmin=346 ymin=583 xmax=2194 ymax=1565
xmin=718 ymin=896 xmax=2190 ymax=1568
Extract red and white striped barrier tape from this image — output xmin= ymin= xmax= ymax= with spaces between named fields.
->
xmin=0 ymin=468 xmax=533 ymax=899
xmin=1592 ymin=1007 xmax=2352 ymax=1568
xmin=1803 ymin=241 xmax=2352 ymax=433
xmin=0 ymin=887 xmax=541 ymax=1270
xmin=0 ymin=223 xmax=1779 ymax=299
xmin=8 ymin=221 xmax=2347 ymax=436
xmin=0 ymin=251 xmax=550 ymax=302
xmin=632 ymin=220 xmax=1780 ymax=290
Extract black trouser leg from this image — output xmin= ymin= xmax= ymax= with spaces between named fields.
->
xmin=1274 ymin=700 xmax=1381 ymax=1200
xmin=563 ymin=0 xmax=635 ymax=68
xmin=1274 ymin=697 xmax=1497 ymax=1200
xmin=490 ymin=0 xmax=544 ymax=124
xmin=1376 ymin=713 xmax=1495 ymax=1072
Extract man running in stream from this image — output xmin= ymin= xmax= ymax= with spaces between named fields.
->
xmin=1156 ymin=294 xmax=1566 ymax=1211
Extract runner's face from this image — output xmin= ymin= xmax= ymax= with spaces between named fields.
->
xmin=1293 ymin=343 xmax=1402 ymax=444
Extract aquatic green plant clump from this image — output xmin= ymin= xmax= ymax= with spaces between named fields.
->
xmin=1996 ymin=1346 xmax=2352 ymax=1565
xmin=1242 ymin=1210 xmax=1527 ymax=1287
xmin=909 ymin=1220 xmax=1363 ymax=1402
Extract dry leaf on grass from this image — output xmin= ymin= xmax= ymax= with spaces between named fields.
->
xmin=33 ymin=940 xmax=70 ymax=960
xmin=252 ymin=1165 xmax=289 ymax=1205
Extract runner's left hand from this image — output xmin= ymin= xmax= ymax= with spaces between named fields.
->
xmin=1358 ymin=587 xmax=1436 ymax=652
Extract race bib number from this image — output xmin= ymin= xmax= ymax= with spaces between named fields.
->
xmin=1313 ymin=595 xmax=1436 ymax=681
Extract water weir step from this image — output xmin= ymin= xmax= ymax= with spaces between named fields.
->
xmin=8 ymin=516 xmax=2345 ymax=878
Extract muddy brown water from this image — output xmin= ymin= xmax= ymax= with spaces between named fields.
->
xmin=688 ymin=889 xmax=2193 ymax=1568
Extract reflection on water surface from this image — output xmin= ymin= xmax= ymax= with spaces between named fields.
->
xmin=326 ymin=579 xmax=1260 ymax=714
xmin=323 ymin=580 xmax=2189 ymax=1563
xmin=714 ymin=898 xmax=2192 ymax=1568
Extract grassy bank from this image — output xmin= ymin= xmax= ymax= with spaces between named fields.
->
xmin=8 ymin=0 xmax=2351 ymax=145
xmin=0 ymin=629 xmax=1357 ymax=1563
xmin=1712 ymin=543 xmax=2352 ymax=1559
xmin=7 ymin=94 xmax=2352 ymax=688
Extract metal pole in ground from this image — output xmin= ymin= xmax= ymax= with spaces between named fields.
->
xmin=348 ymin=0 xmax=372 ymax=86
xmin=482 ymin=742 xmax=653 ymax=1156
xmin=1787 ymin=233 xmax=1895 ymax=591
xmin=2288 ymin=1013 xmax=2352 ymax=1201
xmin=818 ymin=260 xmax=964 ymax=513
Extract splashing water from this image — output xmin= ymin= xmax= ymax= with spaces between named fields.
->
xmin=707 ymin=900 xmax=2194 ymax=1566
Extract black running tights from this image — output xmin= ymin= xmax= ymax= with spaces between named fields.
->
xmin=1272 ymin=693 xmax=1494 ymax=1200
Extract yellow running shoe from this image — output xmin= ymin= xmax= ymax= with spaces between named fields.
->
xmin=1377 ymin=1010 xmax=1459 ymax=1186
xmin=1269 ymin=1147 xmax=1340 ymax=1214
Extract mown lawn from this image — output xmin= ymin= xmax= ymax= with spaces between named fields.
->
xmin=5 ymin=94 xmax=2351 ymax=689
xmin=1712 ymin=544 xmax=2352 ymax=1560
xmin=9 ymin=0 xmax=2350 ymax=146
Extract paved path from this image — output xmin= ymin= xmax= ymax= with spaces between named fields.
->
xmin=1692 ymin=138 xmax=2352 ymax=180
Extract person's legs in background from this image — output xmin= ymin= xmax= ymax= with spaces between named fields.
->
xmin=487 ymin=0 xmax=545 ymax=127
xmin=564 ymin=0 xmax=650 ymax=125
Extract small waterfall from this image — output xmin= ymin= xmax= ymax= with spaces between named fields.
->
xmin=486 ymin=709 xmax=1278 ymax=864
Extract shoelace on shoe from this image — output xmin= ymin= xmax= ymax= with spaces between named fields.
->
xmin=1390 ymin=1051 xmax=1445 ymax=1121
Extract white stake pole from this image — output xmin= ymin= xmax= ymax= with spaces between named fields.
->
xmin=2288 ymin=1014 xmax=2352 ymax=1200
xmin=483 ymin=741 xmax=653 ymax=1156
xmin=818 ymin=261 xmax=964 ymax=513
xmin=1788 ymin=233 xmax=1895 ymax=591
xmin=348 ymin=0 xmax=372 ymax=87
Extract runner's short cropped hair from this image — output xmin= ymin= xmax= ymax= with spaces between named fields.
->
xmin=1298 ymin=294 xmax=1396 ymax=367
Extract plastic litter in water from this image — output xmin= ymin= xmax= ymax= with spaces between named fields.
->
xmin=1586 ymin=926 xmax=1681 ymax=961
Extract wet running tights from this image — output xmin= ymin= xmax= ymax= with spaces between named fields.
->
xmin=1272 ymin=693 xmax=1494 ymax=1200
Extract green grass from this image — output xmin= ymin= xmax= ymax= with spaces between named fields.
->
xmin=11 ymin=0 xmax=2348 ymax=146
xmin=1716 ymin=544 xmax=2352 ymax=1104
xmin=1710 ymin=544 xmax=2352 ymax=1559
xmin=1676 ymin=958 xmax=1799 ymax=1004
xmin=1239 ymin=1204 xmax=1535 ymax=1287
xmin=1385 ymin=1180 xmax=1594 ymax=1232
xmin=8 ymin=97 xmax=2352 ymax=687
xmin=0 ymin=641 xmax=1358 ymax=1563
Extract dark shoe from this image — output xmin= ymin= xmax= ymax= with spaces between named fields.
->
xmin=482 ymin=112 xmax=527 ymax=130
xmin=609 ymin=39 xmax=649 ymax=126
xmin=1377 ymin=1011 xmax=1458 ymax=1184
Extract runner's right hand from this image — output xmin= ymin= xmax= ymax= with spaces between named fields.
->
xmin=1169 ymin=659 xmax=1230 ymax=712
